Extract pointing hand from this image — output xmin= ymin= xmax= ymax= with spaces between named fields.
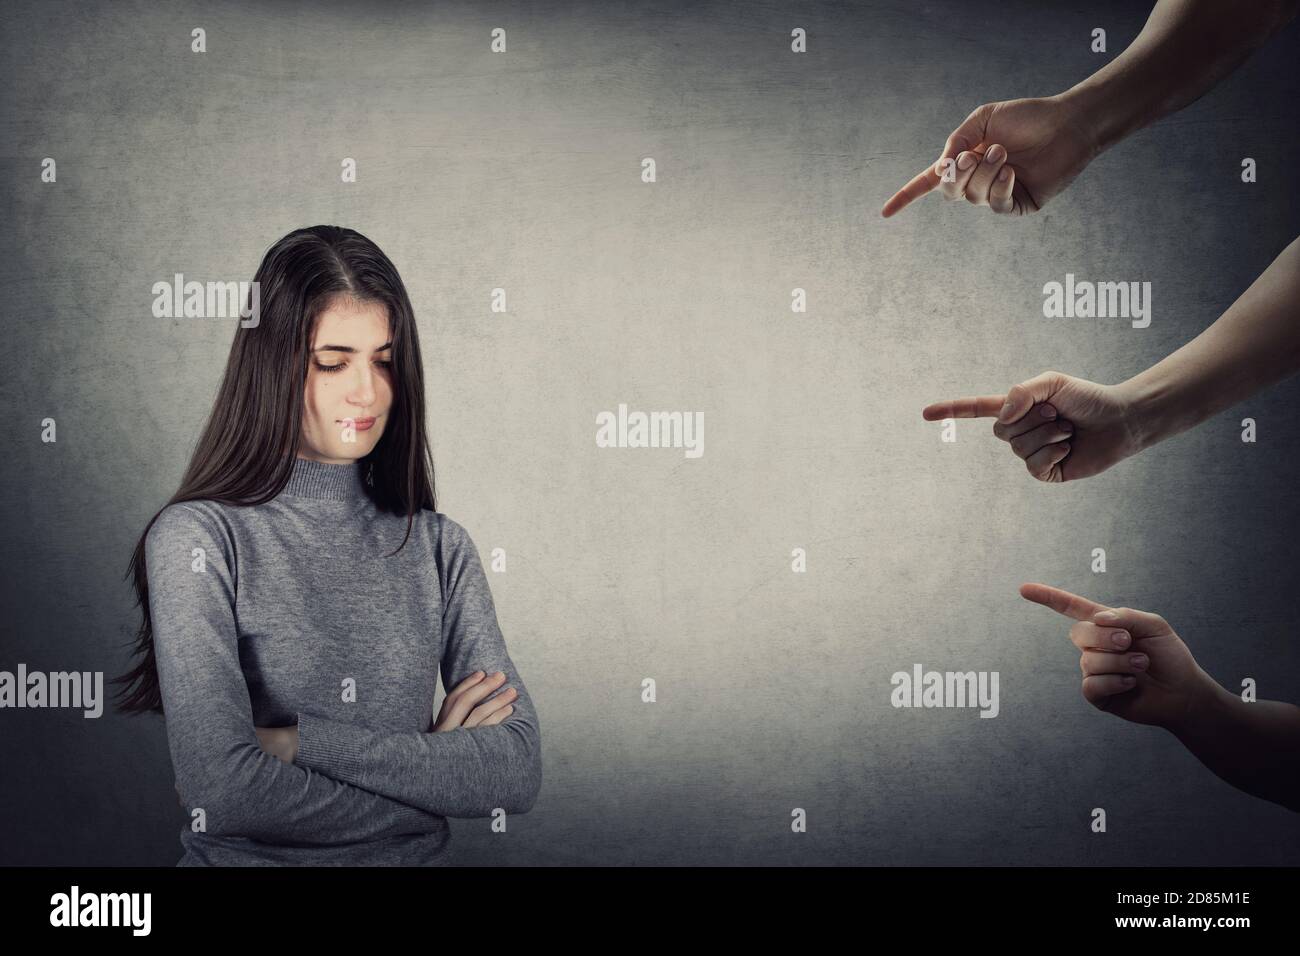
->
xmin=923 ymin=371 xmax=1144 ymax=483
xmin=881 ymin=96 xmax=1099 ymax=218
xmin=1020 ymin=582 xmax=1217 ymax=730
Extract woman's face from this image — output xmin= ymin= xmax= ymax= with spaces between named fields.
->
xmin=298 ymin=295 xmax=393 ymax=465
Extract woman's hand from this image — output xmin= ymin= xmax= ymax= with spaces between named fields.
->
xmin=254 ymin=725 xmax=299 ymax=763
xmin=1020 ymin=583 xmax=1220 ymax=730
xmin=432 ymin=670 xmax=517 ymax=732
xmin=923 ymin=370 xmax=1147 ymax=482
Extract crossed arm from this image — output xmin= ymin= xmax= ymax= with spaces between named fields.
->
xmin=292 ymin=515 xmax=543 ymax=818
xmin=148 ymin=505 xmax=541 ymax=843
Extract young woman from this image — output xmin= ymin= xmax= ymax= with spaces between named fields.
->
xmin=114 ymin=225 xmax=542 ymax=865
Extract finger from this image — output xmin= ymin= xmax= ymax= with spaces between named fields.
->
xmin=1081 ymin=673 xmax=1138 ymax=706
xmin=940 ymin=149 xmax=982 ymax=200
xmin=1019 ymin=583 xmax=1111 ymax=623
xmin=465 ymin=691 xmax=518 ymax=728
xmin=881 ymin=166 xmax=942 ymax=218
xmin=1008 ymin=418 xmax=1074 ymax=459
xmin=478 ymin=705 xmax=515 ymax=727
xmin=997 ymin=371 xmax=1064 ymax=425
xmin=448 ymin=671 xmax=487 ymax=696
xmin=963 ymin=143 xmax=1008 ymax=207
xmin=1024 ymin=438 xmax=1070 ymax=480
xmin=1089 ymin=605 xmax=1174 ymax=639
xmin=939 ymin=104 xmax=992 ymax=169
xmin=1068 ymin=620 xmax=1131 ymax=651
xmin=463 ymin=688 xmax=518 ymax=728
xmin=922 ymin=394 xmax=1006 ymax=420
xmin=993 ymin=402 xmax=1059 ymax=440
xmin=990 ymin=164 xmax=1016 ymax=214
xmin=455 ymin=672 xmax=506 ymax=704
xmin=447 ymin=671 xmax=508 ymax=724
xmin=886 ymin=104 xmax=991 ymax=216
xmin=1080 ymin=650 xmax=1149 ymax=677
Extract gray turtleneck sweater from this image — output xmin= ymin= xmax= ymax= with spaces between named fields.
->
xmin=144 ymin=456 xmax=542 ymax=865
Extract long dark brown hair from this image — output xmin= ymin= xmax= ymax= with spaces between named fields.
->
xmin=113 ymin=225 xmax=437 ymax=715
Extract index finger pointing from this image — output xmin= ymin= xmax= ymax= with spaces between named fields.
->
xmin=881 ymin=165 xmax=942 ymax=218
xmin=922 ymin=394 xmax=1006 ymax=420
xmin=1019 ymin=582 xmax=1110 ymax=622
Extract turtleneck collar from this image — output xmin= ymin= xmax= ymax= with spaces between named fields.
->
xmin=280 ymin=456 xmax=371 ymax=502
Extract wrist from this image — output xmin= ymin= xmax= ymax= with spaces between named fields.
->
xmin=1048 ymin=88 xmax=1108 ymax=163
xmin=1113 ymin=371 xmax=1184 ymax=456
xmin=1056 ymin=71 xmax=1153 ymax=156
xmin=1165 ymin=669 xmax=1232 ymax=739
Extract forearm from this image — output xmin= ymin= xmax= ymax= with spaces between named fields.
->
xmin=1166 ymin=681 xmax=1300 ymax=813
xmin=149 ymin=503 xmax=447 ymax=847
xmin=295 ymin=694 xmax=543 ymax=818
xmin=1118 ymin=236 xmax=1300 ymax=452
xmin=176 ymin=737 xmax=448 ymax=845
xmin=1061 ymin=0 xmax=1298 ymax=152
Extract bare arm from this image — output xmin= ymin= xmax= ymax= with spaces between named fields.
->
xmin=1169 ymin=683 xmax=1300 ymax=814
xmin=1067 ymin=0 xmax=1300 ymax=152
xmin=883 ymin=0 xmax=1299 ymax=217
xmin=1121 ymin=236 xmax=1300 ymax=452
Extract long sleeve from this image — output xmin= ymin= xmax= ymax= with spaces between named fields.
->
xmin=294 ymin=514 xmax=543 ymax=818
xmin=146 ymin=503 xmax=448 ymax=846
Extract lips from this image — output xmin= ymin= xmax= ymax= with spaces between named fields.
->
xmin=338 ymin=416 xmax=376 ymax=430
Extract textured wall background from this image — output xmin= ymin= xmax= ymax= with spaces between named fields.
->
xmin=1 ymin=0 xmax=1298 ymax=865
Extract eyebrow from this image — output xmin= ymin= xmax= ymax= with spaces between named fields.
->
xmin=312 ymin=341 xmax=394 ymax=354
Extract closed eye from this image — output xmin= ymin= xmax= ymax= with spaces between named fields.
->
xmin=314 ymin=359 xmax=393 ymax=374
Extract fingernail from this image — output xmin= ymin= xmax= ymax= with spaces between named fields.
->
xmin=474 ymin=670 xmax=484 ymax=677
xmin=1058 ymin=442 xmax=1070 ymax=454
xmin=997 ymin=401 xmax=1014 ymax=421
xmin=985 ymin=145 xmax=1004 ymax=164
xmin=997 ymin=167 xmax=1009 ymax=181
xmin=1040 ymin=404 xmax=1056 ymax=418
xmin=957 ymin=152 xmax=975 ymax=170
xmin=1095 ymin=611 xmax=1119 ymax=623
xmin=1130 ymin=654 xmax=1148 ymax=670
xmin=1111 ymin=630 xmax=1129 ymax=648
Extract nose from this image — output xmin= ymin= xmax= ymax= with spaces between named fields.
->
xmin=347 ymin=361 xmax=378 ymax=407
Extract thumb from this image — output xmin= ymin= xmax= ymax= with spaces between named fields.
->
xmin=940 ymin=103 xmax=993 ymax=165
xmin=1091 ymin=604 xmax=1173 ymax=639
xmin=997 ymin=370 xmax=1063 ymax=425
